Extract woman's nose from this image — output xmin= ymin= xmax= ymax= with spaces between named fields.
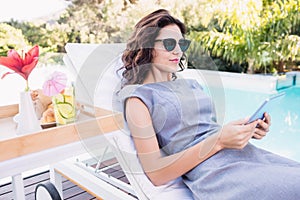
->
xmin=172 ymin=44 xmax=182 ymax=54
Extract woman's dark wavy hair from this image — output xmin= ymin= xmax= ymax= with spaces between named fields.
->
xmin=119 ymin=9 xmax=188 ymax=87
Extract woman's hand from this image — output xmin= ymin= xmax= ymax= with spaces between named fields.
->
xmin=217 ymin=118 xmax=258 ymax=150
xmin=252 ymin=112 xmax=271 ymax=140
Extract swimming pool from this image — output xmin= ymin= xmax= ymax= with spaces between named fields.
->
xmin=219 ymin=86 xmax=300 ymax=162
xmin=180 ymin=69 xmax=300 ymax=162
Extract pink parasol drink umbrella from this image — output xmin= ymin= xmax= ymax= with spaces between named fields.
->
xmin=42 ymin=71 xmax=67 ymax=96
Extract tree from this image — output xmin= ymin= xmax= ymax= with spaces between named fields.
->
xmin=0 ymin=23 xmax=28 ymax=56
xmin=57 ymin=0 xmax=134 ymax=44
xmin=191 ymin=0 xmax=300 ymax=74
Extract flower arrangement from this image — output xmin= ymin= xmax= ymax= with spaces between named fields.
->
xmin=0 ymin=45 xmax=39 ymax=91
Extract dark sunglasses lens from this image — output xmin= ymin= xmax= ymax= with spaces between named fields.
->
xmin=163 ymin=39 xmax=176 ymax=51
xmin=179 ymin=39 xmax=191 ymax=52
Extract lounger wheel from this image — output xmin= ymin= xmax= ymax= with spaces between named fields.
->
xmin=35 ymin=182 xmax=62 ymax=200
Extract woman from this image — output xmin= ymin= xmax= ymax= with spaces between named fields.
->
xmin=118 ymin=9 xmax=300 ymax=199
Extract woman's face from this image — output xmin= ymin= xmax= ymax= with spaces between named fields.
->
xmin=152 ymin=24 xmax=184 ymax=74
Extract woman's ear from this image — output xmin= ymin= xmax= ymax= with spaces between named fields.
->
xmin=152 ymin=48 xmax=157 ymax=58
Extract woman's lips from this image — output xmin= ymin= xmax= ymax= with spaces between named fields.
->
xmin=170 ymin=58 xmax=179 ymax=63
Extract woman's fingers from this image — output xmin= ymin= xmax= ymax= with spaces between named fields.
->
xmin=264 ymin=112 xmax=272 ymax=125
xmin=234 ymin=122 xmax=258 ymax=148
xmin=252 ymin=127 xmax=267 ymax=139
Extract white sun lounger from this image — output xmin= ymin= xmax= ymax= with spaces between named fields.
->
xmin=49 ymin=43 xmax=194 ymax=200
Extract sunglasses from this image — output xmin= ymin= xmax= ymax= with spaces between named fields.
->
xmin=154 ymin=38 xmax=191 ymax=52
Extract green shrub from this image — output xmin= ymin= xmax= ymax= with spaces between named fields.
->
xmin=0 ymin=23 xmax=29 ymax=56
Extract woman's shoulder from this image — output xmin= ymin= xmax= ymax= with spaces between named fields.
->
xmin=118 ymin=84 xmax=154 ymax=102
xmin=172 ymin=78 xmax=204 ymax=90
xmin=175 ymin=78 xmax=200 ymax=85
xmin=118 ymin=79 xmax=202 ymax=98
xmin=143 ymin=78 xmax=201 ymax=88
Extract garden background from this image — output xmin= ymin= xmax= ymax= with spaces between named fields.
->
xmin=0 ymin=0 xmax=299 ymax=74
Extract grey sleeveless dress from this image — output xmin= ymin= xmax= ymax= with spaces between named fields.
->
xmin=119 ymin=79 xmax=300 ymax=200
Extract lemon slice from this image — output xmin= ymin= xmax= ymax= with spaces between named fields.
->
xmin=64 ymin=94 xmax=74 ymax=104
xmin=57 ymin=102 xmax=75 ymax=119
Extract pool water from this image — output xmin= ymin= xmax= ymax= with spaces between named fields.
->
xmin=214 ymin=86 xmax=300 ymax=162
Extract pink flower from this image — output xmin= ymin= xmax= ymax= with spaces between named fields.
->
xmin=0 ymin=45 xmax=39 ymax=91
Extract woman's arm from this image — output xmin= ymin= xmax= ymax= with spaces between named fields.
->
xmin=125 ymin=97 xmax=259 ymax=186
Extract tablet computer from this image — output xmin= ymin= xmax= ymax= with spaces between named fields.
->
xmin=246 ymin=92 xmax=285 ymax=124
